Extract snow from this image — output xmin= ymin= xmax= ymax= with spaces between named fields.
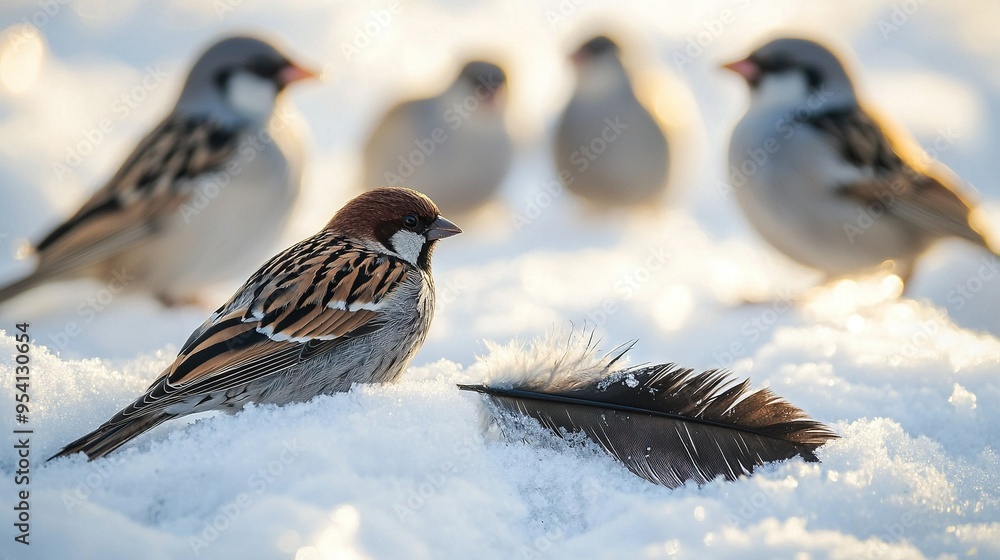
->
xmin=1 ymin=0 xmax=999 ymax=558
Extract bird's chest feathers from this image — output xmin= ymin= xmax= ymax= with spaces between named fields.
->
xmin=226 ymin=71 xmax=278 ymax=121
xmin=459 ymin=114 xmax=506 ymax=138
xmin=576 ymin=61 xmax=628 ymax=99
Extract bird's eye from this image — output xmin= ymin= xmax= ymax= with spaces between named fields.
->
xmin=402 ymin=214 xmax=420 ymax=230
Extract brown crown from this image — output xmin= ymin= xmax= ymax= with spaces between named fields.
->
xmin=328 ymin=187 xmax=442 ymax=238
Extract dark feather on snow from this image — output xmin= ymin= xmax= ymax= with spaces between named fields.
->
xmin=459 ymin=362 xmax=838 ymax=488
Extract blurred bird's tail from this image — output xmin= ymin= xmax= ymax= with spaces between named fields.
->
xmin=0 ymin=271 xmax=51 ymax=305
xmin=48 ymin=412 xmax=173 ymax=462
xmin=964 ymin=205 xmax=1000 ymax=257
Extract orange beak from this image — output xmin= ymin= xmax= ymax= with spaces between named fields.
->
xmin=278 ymin=63 xmax=319 ymax=86
xmin=722 ymin=57 xmax=760 ymax=83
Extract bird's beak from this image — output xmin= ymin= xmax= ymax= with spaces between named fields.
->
xmin=278 ymin=63 xmax=319 ymax=87
xmin=425 ymin=216 xmax=462 ymax=240
xmin=722 ymin=57 xmax=759 ymax=83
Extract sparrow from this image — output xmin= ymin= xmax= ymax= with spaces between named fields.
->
xmin=362 ymin=61 xmax=513 ymax=217
xmin=724 ymin=37 xmax=996 ymax=289
xmin=0 ymin=35 xmax=315 ymax=306
xmin=49 ymin=187 xmax=461 ymax=461
xmin=553 ymin=35 xmax=671 ymax=206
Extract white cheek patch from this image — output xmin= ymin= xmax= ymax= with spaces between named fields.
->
xmin=389 ymin=230 xmax=427 ymax=265
xmin=226 ymin=70 xmax=278 ymax=120
xmin=753 ymin=72 xmax=811 ymax=111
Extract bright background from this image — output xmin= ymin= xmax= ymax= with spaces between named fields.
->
xmin=0 ymin=1 xmax=998 ymax=558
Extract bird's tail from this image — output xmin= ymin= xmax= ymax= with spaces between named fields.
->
xmin=965 ymin=205 xmax=1000 ymax=256
xmin=0 ymin=270 xmax=54 ymax=305
xmin=48 ymin=412 xmax=172 ymax=461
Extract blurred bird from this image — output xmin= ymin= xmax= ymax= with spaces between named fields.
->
xmin=461 ymin=332 xmax=836 ymax=488
xmin=725 ymin=37 xmax=996 ymax=290
xmin=362 ymin=61 xmax=513 ymax=217
xmin=554 ymin=36 xmax=670 ymax=206
xmin=50 ymin=187 xmax=461 ymax=461
xmin=0 ymin=35 xmax=315 ymax=306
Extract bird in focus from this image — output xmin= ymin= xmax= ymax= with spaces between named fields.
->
xmin=49 ymin=187 xmax=461 ymax=461
xmin=460 ymin=331 xmax=837 ymax=488
xmin=553 ymin=35 xmax=671 ymax=207
xmin=362 ymin=60 xmax=513 ymax=217
xmin=724 ymin=37 xmax=997 ymax=291
xmin=0 ymin=35 xmax=316 ymax=307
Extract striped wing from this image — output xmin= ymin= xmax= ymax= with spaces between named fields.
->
xmin=839 ymin=172 xmax=988 ymax=246
xmin=104 ymin=233 xmax=412 ymax=425
xmin=810 ymin=107 xmax=988 ymax=246
xmin=34 ymin=116 xmax=240 ymax=273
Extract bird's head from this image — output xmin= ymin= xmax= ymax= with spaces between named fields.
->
xmin=569 ymin=35 xmax=630 ymax=95
xmin=724 ymin=37 xmax=857 ymax=111
xmin=328 ymin=187 xmax=462 ymax=271
xmin=178 ymin=35 xmax=317 ymax=123
xmin=571 ymin=35 xmax=620 ymax=67
xmin=451 ymin=60 xmax=509 ymax=112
